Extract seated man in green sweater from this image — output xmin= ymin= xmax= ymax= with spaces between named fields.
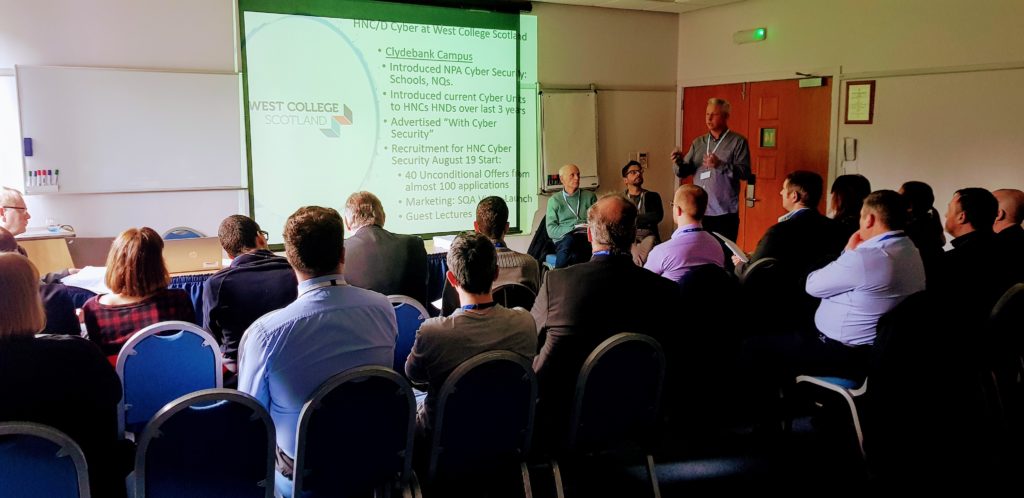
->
xmin=546 ymin=164 xmax=597 ymax=268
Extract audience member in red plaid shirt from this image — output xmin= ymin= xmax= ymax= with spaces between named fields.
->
xmin=82 ymin=227 xmax=196 ymax=355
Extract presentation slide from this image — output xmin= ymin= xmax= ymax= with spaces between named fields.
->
xmin=241 ymin=1 xmax=538 ymax=243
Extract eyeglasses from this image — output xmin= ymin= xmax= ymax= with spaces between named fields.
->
xmin=258 ymin=230 xmax=270 ymax=239
xmin=1 ymin=206 xmax=27 ymax=211
xmin=626 ymin=169 xmax=643 ymax=176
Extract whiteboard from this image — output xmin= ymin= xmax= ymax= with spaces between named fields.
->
xmin=16 ymin=65 xmax=244 ymax=194
xmin=541 ymin=90 xmax=599 ymax=192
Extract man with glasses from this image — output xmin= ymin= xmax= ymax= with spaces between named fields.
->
xmin=1 ymin=186 xmax=78 ymax=283
xmin=0 ymin=187 xmax=31 ymax=237
xmin=203 ymin=214 xmax=297 ymax=378
xmin=622 ymin=160 xmax=664 ymax=265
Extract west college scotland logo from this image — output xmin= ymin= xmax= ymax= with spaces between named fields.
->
xmin=249 ymin=100 xmax=354 ymax=139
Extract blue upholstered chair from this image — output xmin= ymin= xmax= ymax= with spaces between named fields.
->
xmin=289 ymin=366 xmax=418 ymax=498
xmin=552 ymin=333 xmax=666 ymax=498
xmin=794 ymin=376 xmax=869 ymax=459
xmin=132 ymin=389 xmax=275 ymax=498
xmin=389 ymin=295 xmax=429 ymax=374
xmin=0 ymin=422 xmax=91 ymax=498
xmin=116 ymin=321 xmax=223 ymax=437
xmin=425 ymin=351 xmax=537 ymax=497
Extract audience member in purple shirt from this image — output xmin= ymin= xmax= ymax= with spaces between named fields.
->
xmin=644 ymin=184 xmax=725 ymax=282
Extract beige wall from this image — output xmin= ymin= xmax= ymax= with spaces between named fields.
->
xmin=507 ymin=3 xmax=678 ymax=251
xmin=677 ymin=0 xmax=1024 ymax=83
xmin=674 ymin=0 xmax=1024 ymax=237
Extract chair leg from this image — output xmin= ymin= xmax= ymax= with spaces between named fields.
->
xmin=550 ymin=459 xmax=565 ymax=498
xmin=645 ymin=454 xmax=661 ymax=498
xmin=834 ymin=389 xmax=866 ymax=460
xmin=520 ymin=462 xmax=533 ymax=498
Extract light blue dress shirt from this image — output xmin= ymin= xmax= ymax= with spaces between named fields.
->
xmin=806 ymin=231 xmax=925 ymax=346
xmin=237 ymin=274 xmax=398 ymax=458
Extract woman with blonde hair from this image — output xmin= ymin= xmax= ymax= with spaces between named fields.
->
xmin=0 ymin=253 xmax=129 ymax=497
xmin=82 ymin=227 xmax=195 ymax=355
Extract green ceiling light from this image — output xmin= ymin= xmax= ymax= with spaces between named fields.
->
xmin=734 ymin=27 xmax=768 ymax=44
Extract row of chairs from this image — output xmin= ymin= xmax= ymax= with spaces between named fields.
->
xmin=107 ymin=283 xmax=534 ymax=444
xmin=0 ymin=333 xmax=665 ymax=498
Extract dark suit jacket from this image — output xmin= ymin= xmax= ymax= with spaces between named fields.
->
xmin=531 ymin=253 xmax=680 ymax=436
xmin=742 ymin=208 xmax=845 ymax=279
xmin=344 ymin=225 xmax=429 ymax=306
xmin=202 ymin=249 xmax=297 ymax=368
xmin=39 ymin=283 xmax=80 ymax=335
xmin=995 ymin=224 xmax=1024 ymax=284
xmin=936 ymin=230 xmax=1012 ymax=320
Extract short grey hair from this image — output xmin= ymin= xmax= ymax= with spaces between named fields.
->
xmin=344 ymin=191 xmax=386 ymax=229
xmin=707 ymin=98 xmax=731 ymax=115
xmin=0 ymin=187 xmax=23 ymax=206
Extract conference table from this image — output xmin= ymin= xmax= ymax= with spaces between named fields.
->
xmin=63 ymin=252 xmax=451 ymax=321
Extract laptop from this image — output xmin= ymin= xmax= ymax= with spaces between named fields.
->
xmin=163 ymin=237 xmax=225 ymax=274
xmin=66 ymin=237 xmax=115 ymax=268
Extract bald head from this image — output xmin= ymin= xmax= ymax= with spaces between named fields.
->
xmin=673 ymin=184 xmax=708 ymax=227
xmin=994 ymin=189 xmax=1024 ymax=233
xmin=586 ymin=194 xmax=637 ymax=252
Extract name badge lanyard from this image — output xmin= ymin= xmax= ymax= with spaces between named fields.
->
xmin=298 ymin=278 xmax=344 ymax=299
xmin=625 ymin=190 xmax=645 ymax=212
xmin=563 ymin=190 xmax=581 ymax=221
xmin=706 ymin=130 xmax=730 ymax=158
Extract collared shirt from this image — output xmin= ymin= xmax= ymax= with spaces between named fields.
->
xmin=237 ymin=274 xmax=397 ymax=458
xmin=806 ymin=231 xmax=925 ymax=346
xmin=674 ymin=130 xmax=751 ymax=216
xmin=778 ymin=207 xmax=810 ymax=223
xmin=644 ymin=223 xmax=725 ymax=283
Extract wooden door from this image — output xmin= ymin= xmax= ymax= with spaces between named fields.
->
xmin=743 ymin=78 xmax=832 ymax=250
xmin=681 ymin=79 xmax=831 ymax=251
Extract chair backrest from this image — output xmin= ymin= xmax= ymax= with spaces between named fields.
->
xmin=116 ymin=321 xmax=223 ymax=435
xmin=427 ymin=351 xmax=537 ymax=482
xmin=389 ymin=295 xmax=428 ymax=372
xmin=738 ymin=256 xmax=779 ymax=286
xmin=163 ymin=226 xmax=205 ymax=239
xmin=0 ymin=422 xmax=90 ymax=498
xmin=134 ymin=389 xmax=275 ymax=498
xmin=293 ymin=366 xmax=416 ymax=497
xmin=567 ymin=333 xmax=665 ymax=454
xmin=492 ymin=283 xmax=537 ymax=311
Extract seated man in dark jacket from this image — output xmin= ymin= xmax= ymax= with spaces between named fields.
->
xmin=937 ymin=188 xmax=1009 ymax=321
xmin=993 ymin=188 xmax=1024 ymax=284
xmin=342 ymin=191 xmax=429 ymax=307
xmin=203 ymin=215 xmax=297 ymax=373
xmin=531 ymin=195 xmax=680 ymax=443
xmin=735 ymin=170 xmax=845 ymax=279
